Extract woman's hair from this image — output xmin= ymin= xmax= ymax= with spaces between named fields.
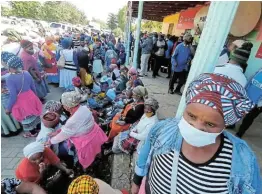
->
xmin=40 ymin=165 xmax=73 ymax=194
xmin=78 ymin=55 xmax=91 ymax=73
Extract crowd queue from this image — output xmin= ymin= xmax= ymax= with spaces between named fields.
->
xmin=1 ymin=29 xmax=262 ymax=194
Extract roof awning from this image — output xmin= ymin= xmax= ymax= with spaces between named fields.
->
xmin=130 ymin=1 xmax=208 ymax=22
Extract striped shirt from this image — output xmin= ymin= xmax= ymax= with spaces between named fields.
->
xmin=148 ymin=135 xmax=233 ymax=194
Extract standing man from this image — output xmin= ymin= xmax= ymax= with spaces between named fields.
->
xmin=169 ymin=33 xmax=192 ymax=95
xmin=236 ymin=68 xmax=262 ymax=138
xmin=139 ymin=34 xmax=153 ymax=77
xmin=152 ymin=34 xmax=167 ymax=78
xmin=165 ymin=35 xmax=175 ymax=78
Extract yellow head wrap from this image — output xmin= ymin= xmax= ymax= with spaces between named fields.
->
xmin=67 ymin=175 xmax=99 ymax=194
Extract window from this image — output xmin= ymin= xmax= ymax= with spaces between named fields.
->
xmin=50 ymin=23 xmax=61 ymax=28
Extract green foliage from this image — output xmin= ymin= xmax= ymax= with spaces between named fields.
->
xmin=107 ymin=13 xmax=118 ymax=30
xmin=5 ymin=1 xmax=89 ymax=25
xmin=141 ymin=20 xmax=162 ymax=33
xmin=1 ymin=5 xmax=11 ymax=16
xmin=117 ymin=6 xmax=127 ymax=31
xmin=92 ymin=18 xmax=107 ymax=29
xmin=113 ymin=27 xmax=124 ymax=38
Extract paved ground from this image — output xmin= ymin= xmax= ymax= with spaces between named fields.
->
xmin=2 ymin=72 xmax=262 ymax=182
xmin=1 ymin=85 xmax=64 ymax=179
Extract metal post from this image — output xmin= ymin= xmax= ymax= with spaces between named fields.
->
xmin=125 ymin=1 xmax=132 ymax=66
xmin=132 ymin=1 xmax=144 ymax=69
xmin=175 ymin=1 xmax=239 ymax=117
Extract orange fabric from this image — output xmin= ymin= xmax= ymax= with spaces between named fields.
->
xmin=15 ymin=147 xmax=60 ymax=183
xmin=108 ymin=103 xmax=143 ymax=140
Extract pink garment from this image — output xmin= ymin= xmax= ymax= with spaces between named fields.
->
xmin=11 ymin=90 xmax=42 ymax=122
xmin=70 ymin=123 xmax=108 ymax=169
xmin=20 ymin=50 xmax=40 ymax=77
xmin=138 ymin=177 xmax=146 ymax=194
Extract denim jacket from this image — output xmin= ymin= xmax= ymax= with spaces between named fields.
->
xmin=135 ymin=118 xmax=261 ymax=194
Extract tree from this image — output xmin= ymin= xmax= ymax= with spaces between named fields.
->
xmin=107 ymin=13 xmax=118 ymax=31
xmin=113 ymin=27 xmax=124 ymax=39
xmin=1 ymin=5 xmax=11 ymax=16
xmin=141 ymin=20 xmax=162 ymax=33
xmin=92 ymin=17 xmax=107 ymax=29
xmin=6 ymin=1 xmax=89 ymax=25
xmin=117 ymin=6 xmax=127 ymax=31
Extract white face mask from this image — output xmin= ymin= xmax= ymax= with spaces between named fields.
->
xmin=178 ymin=117 xmax=222 ymax=147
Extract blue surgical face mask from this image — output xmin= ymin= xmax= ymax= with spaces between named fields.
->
xmin=178 ymin=117 xmax=223 ymax=147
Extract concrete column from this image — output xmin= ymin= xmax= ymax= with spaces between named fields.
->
xmin=125 ymin=2 xmax=132 ymax=66
xmin=176 ymin=1 xmax=239 ymax=117
xmin=132 ymin=1 xmax=144 ymax=68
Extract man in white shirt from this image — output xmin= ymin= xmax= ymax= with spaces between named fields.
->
xmin=214 ymin=42 xmax=253 ymax=87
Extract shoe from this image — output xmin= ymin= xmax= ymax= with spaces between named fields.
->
xmin=174 ymin=91 xmax=182 ymax=96
xmin=152 ymin=75 xmax=156 ymax=78
xmin=156 ymin=74 xmax=160 ymax=77
xmin=138 ymin=74 xmax=144 ymax=77
xmin=168 ymin=89 xmax=174 ymax=94
xmin=166 ymin=76 xmax=171 ymax=79
xmin=145 ymin=74 xmax=148 ymax=76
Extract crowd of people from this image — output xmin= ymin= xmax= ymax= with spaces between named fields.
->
xmin=1 ymin=28 xmax=262 ymax=194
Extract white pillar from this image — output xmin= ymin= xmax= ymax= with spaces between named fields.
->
xmin=125 ymin=2 xmax=132 ymax=65
xmin=176 ymin=1 xmax=239 ymax=117
xmin=132 ymin=1 xmax=144 ymax=69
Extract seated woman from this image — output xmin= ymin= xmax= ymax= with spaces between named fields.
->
xmin=114 ymin=66 xmax=129 ymax=94
xmin=126 ymin=67 xmax=144 ymax=90
xmin=78 ymin=53 xmax=94 ymax=90
xmin=131 ymin=73 xmax=260 ymax=194
xmin=107 ymin=86 xmax=148 ymax=141
xmin=67 ymin=175 xmax=128 ymax=194
xmin=109 ymin=59 xmax=120 ymax=81
xmin=112 ymin=98 xmax=159 ymax=155
xmin=72 ymin=77 xmax=89 ymax=103
xmin=16 ymin=141 xmax=73 ymax=183
xmin=48 ymin=91 xmax=108 ymax=170
xmin=1 ymin=178 xmax=46 ymax=194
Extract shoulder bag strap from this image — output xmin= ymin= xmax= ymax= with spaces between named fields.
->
xmin=17 ymin=71 xmax=25 ymax=96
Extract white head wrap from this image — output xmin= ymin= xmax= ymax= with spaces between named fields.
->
xmin=23 ymin=141 xmax=45 ymax=159
xmin=61 ymin=91 xmax=82 ymax=108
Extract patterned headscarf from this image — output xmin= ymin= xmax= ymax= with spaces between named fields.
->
xmin=67 ymin=175 xmax=99 ymax=194
xmin=186 ymin=73 xmax=254 ymax=126
xmin=133 ymin=86 xmax=148 ymax=99
xmin=145 ymin=97 xmax=159 ymax=111
xmin=1 ymin=51 xmax=23 ymax=69
xmin=72 ymin=77 xmax=81 ymax=87
xmin=61 ymin=91 xmax=82 ymax=108
xmin=44 ymin=100 xmax=62 ymax=112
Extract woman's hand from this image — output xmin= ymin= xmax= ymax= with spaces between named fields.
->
xmin=65 ymin=168 xmax=74 ymax=177
xmin=131 ymin=182 xmax=140 ymax=194
xmin=5 ymin=109 xmax=11 ymax=115
xmin=39 ymin=162 xmax=46 ymax=173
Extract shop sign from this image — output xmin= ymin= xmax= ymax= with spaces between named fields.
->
xmin=177 ymin=7 xmax=202 ymax=30
xmin=255 ymin=43 xmax=262 ymax=59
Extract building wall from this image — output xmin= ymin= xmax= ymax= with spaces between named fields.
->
xmin=162 ymin=13 xmax=184 ymax=36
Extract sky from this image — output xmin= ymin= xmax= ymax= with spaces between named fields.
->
xmin=70 ymin=0 xmax=128 ymax=21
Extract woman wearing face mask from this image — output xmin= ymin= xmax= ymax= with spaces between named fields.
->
xmin=20 ymin=39 xmax=50 ymax=101
xmin=15 ymin=141 xmax=73 ymax=184
xmin=126 ymin=67 xmax=144 ymax=90
xmin=131 ymin=73 xmax=260 ymax=194
xmin=107 ymin=86 xmax=148 ymax=141
xmin=1 ymin=52 xmax=42 ymax=138
xmin=112 ymin=98 xmax=159 ymax=154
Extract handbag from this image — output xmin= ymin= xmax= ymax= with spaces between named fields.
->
xmin=57 ymin=51 xmax=65 ymax=68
